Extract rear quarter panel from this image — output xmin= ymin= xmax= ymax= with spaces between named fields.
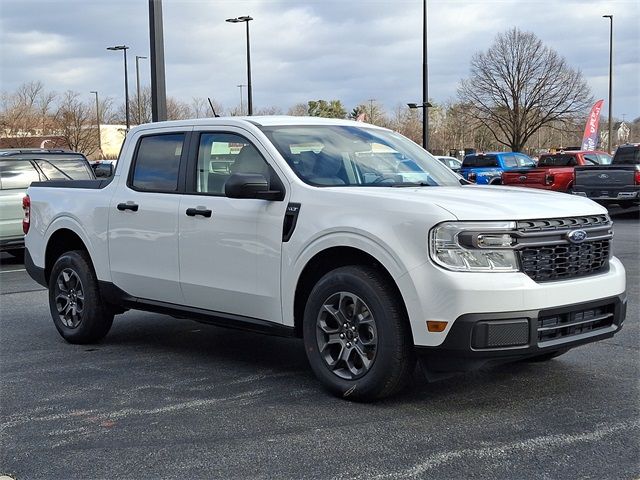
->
xmin=26 ymin=181 xmax=118 ymax=282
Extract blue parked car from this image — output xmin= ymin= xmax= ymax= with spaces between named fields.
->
xmin=460 ymin=152 xmax=536 ymax=184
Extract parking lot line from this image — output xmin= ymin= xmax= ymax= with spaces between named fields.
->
xmin=0 ymin=269 xmax=26 ymax=274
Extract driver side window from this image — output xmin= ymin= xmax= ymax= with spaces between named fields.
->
xmin=195 ymin=133 xmax=270 ymax=195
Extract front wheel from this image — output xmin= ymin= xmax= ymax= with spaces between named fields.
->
xmin=48 ymin=250 xmax=114 ymax=344
xmin=303 ymin=266 xmax=415 ymax=401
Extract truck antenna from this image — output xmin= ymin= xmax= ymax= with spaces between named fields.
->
xmin=207 ymin=98 xmax=220 ymax=117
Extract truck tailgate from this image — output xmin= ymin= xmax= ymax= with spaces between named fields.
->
xmin=503 ymin=169 xmax=548 ymax=186
xmin=575 ymin=168 xmax=635 ymax=187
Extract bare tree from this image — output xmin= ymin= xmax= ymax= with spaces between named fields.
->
xmin=0 ymin=81 xmax=56 ymax=146
xmin=390 ymin=105 xmax=422 ymax=145
xmin=458 ymin=27 xmax=592 ymax=152
xmin=54 ymin=90 xmax=99 ymax=156
xmin=254 ymin=106 xmax=283 ymax=116
xmin=190 ymin=97 xmax=223 ymax=118
xmin=287 ymin=103 xmax=308 ymax=116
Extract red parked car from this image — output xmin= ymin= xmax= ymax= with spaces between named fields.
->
xmin=502 ymin=150 xmax=611 ymax=193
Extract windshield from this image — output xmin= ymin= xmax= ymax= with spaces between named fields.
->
xmin=35 ymin=158 xmax=93 ymax=180
xmin=259 ymin=125 xmax=460 ymax=187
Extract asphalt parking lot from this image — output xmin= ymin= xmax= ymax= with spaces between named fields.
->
xmin=1 ymin=208 xmax=638 ymax=480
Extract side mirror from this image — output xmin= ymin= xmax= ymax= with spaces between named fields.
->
xmin=224 ymin=173 xmax=283 ymax=201
xmin=93 ymin=163 xmax=114 ymax=178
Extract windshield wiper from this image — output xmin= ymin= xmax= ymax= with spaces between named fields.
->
xmin=390 ymin=182 xmax=433 ymax=187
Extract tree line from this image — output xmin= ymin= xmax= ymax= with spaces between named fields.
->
xmin=1 ymin=27 xmax=637 ymax=158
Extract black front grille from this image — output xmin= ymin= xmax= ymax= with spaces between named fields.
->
xmin=517 ymin=214 xmax=609 ymax=232
xmin=538 ymin=304 xmax=615 ymax=344
xmin=519 ymin=239 xmax=610 ymax=282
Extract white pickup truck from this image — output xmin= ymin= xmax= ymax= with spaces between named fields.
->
xmin=24 ymin=117 xmax=627 ymax=401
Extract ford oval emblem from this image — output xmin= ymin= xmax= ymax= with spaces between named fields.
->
xmin=519 ymin=175 xmax=527 ymax=182
xmin=567 ymin=229 xmax=588 ymax=244
xmin=598 ymin=173 xmax=609 ymax=179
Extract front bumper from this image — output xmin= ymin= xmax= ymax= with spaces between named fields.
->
xmin=416 ymin=293 xmax=626 ymax=373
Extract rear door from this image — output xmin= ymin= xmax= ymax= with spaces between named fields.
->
xmin=178 ymin=128 xmax=289 ymax=323
xmin=108 ymin=128 xmax=191 ymax=304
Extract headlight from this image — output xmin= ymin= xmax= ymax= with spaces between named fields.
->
xmin=429 ymin=221 xmax=519 ymax=272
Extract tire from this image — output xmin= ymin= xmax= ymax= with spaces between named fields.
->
xmin=303 ymin=265 xmax=415 ymax=402
xmin=48 ymin=250 xmax=114 ymax=344
xmin=524 ymin=348 xmax=569 ymax=362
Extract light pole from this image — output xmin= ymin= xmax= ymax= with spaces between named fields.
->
xmin=603 ymin=14 xmax=613 ymax=154
xmin=407 ymin=102 xmax=432 ymax=150
xmin=422 ymin=0 xmax=429 ymax=150
xmin=237 ymin=84 xmax=246 ymax=115
xmin=226 ymin=16 xmax=254 ymax=115
xmin=90 ymin=91 xmax=102 ymax=156
xmin=107 ymin=45 xmax=131 ymax=130
xmin=135 ymin=55 xmax=147 ymax=124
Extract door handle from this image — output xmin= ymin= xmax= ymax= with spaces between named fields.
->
xmin=117 ymin=202 xmax=139 ymax=212
xmin=186 ymin=207 xmax=212 ymax=218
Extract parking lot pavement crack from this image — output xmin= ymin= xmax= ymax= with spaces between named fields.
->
xmin=342 ymin=419 xmax=640 ymax=480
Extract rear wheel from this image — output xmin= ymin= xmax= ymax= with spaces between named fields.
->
xmin=303 ymin=265 xmax=415 ymax=402
xmin=48 ymin=250 xmax=114 ymax=344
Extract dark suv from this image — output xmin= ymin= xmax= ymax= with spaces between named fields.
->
xmin=0 ymin=149 xmax=94 ymax=256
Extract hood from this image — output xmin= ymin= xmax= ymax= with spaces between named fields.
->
xmin=326 ymin=185 xmax=607 ymax=221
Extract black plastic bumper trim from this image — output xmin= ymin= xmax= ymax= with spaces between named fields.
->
xmin=416 ymin=293 xmax=626 ymax=372
xmin=24 ymin=248 xmax=47 ymax=287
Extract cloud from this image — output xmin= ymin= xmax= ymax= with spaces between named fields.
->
xmin=0 ymin=0 xmax=638 ymax=119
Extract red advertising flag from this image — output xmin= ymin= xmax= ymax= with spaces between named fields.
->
xmin=581 ymin=99 xmax=605 ymax=151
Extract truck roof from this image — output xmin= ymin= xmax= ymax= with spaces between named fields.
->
xmin=131 ymin=116 xmax=387 ymax=134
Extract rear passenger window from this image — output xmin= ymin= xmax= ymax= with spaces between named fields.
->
xmin=131 ymin=134 xmax=185 ymax=191
xmin=0 ymin=160 xmax=41 ymax=189
xmin=462 ymin=155 xmax=498 ymax=168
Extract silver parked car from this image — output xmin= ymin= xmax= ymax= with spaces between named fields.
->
xmin=436 ymin=156 xmax=462 ymax=173
xmin=0 ymin=149 xmax=94 ymax=258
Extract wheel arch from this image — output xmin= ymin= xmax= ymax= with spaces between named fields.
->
xmin=292 ymin=246 xmax=413 ymax=342
xmin=44 ymin=228 xmax=91 ymax=285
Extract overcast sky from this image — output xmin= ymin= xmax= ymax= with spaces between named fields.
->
xmin=1 ymin=0 xmax=638 ymax=120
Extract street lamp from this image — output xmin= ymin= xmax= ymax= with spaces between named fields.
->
xmin=90 ymin=91 xmax=102 ymax=156
xmin=226 ymin=15 xmax=254 ymax=115
xmin=237 ymin=84 xmax=246 ymax=115
xmin=107 ymin=45 xmax=130 ymax=130
xmin=422 ymin=0 xmax=429 ymax=150
xmin=407 ymin=102 xmax=433 ymax=150
xmin=135 ymin=55 xmax=147 ymax=124
xmin=603 ymin=14 xmax=613 ymax=154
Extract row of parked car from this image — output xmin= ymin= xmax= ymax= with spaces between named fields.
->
xmin=438 ymin=145 xmax=639 ymax=208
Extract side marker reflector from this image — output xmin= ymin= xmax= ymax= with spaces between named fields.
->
xmin=427 ymin=321 xmax=448 ymax=333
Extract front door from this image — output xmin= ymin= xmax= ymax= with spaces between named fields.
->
xmin=178 ymin=129 xmax=289 ymax=323
xmin=108 ymin=128 xmax=190 ymax=305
